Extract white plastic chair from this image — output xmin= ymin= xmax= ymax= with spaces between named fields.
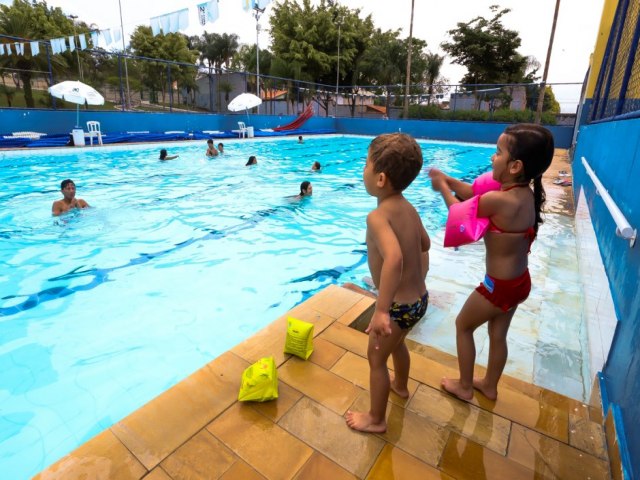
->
xmin=237 ymin=121 xmax=247 ymax=138
xmin=86 ymin=121 xmax=103 ymax=146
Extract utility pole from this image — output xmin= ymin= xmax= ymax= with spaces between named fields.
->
xmin=336 ymin=16 xmax=343 ymax=117
xmin=535 ymin=0 xmax=561 ymax=124
xmin=118 ymin=0 xmax=131 ymax=110
xmin=253 ymin=5 xmax=265 ymax=113
xmin=68 ymin=15 xmax=83 ymax=80
xmin=403 ymin=0 xmax=415 ymax=119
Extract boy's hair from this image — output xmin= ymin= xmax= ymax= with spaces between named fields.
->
xmin=300 ymin=181 xmax=311 ymax=194
xmin=217 ymin=143 xmax=224 ymax=148
xmin=368 ymin=133 xmax=423 ymax=191
xmin=60 ymin=179 xmax=75 ymax=189
xmin=207 ymin=139 xmax=213 ymax=145
xmin=503 ymin=123 xmax=555 ymax=234
xmin=159 ymin=148 xmax=167 ymax=159
xmin=312 ymin=161 xmax=321 ymax=169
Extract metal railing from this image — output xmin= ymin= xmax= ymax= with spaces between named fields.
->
xmin=582 ymin=156 xmax=637 ymax=247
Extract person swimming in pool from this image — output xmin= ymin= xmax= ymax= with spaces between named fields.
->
xmin=217 ymin=142 xmax=225 ymax=154
xmin=159 ymin=149 xmax=178 ymax=160
xmin=294 ymin=181 xmax=312 ymax=199
xmin=246 ymin=155 xmax=258 ymax=166
xmin=206 ymin=139 xmax=219 ymax=157
xmin=52 ymin=179 xmax=90 ymax=216
xmin=311 ymin=161 xmax=321 ymax=171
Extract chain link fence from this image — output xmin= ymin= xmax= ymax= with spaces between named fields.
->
xmin=1 ymin=37 xmax=579 ymax=126
xmin=590 ymin=0 xmax=640 ymax=121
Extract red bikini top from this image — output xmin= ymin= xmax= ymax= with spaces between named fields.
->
xmin=487 ymin=184 xmax=536 ymax=251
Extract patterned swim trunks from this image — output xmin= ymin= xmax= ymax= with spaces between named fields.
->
xmin=389 ymin=291 xmax=429 ymax=330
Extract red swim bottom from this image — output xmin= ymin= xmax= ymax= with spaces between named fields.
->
xmin=475 ymin=269 xmax=531 ymax=312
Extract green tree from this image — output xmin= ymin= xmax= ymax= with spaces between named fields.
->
xmin=269 ymin=0 xmax=370 ymax=115
xmin=129 ymin=26 xmax=197 ymax=107
xmin=358 ymin=29 xmax=404 ymax=113
xmin=0 ymin=0 xmax=79 ymax=107
xmin=424 ymin=52 xmax=447 ymax=105
xmin=441 ymin=5 xmax=530 ymax=87
xmin=191 ymin=32 xmax=240 ymax=111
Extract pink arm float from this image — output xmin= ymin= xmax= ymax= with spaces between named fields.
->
xmin=443 ymin=172 xmax=501 ymax=248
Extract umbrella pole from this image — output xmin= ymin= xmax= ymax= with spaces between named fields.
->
xmin=246 ymin=108 xmax=250 ymax=123
xmin=76 ymin=104 xmax=80 ymax=128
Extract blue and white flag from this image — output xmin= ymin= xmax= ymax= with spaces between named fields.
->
xmin=78 ymin=34 xmax=87 ymax=50
xmin=68 ymin=35 xmax=75 ymax=52
xmin=197 ymin=1 xmax=219 ymax=25
xmin=30 ymin=41 xmax=40 ymax=56
xmin=102 ymin=29 xmax=112 ymax=46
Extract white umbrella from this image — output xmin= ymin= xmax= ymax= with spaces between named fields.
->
xmin=228 ymin=92 xmax=262 ymax=121
xmin=48 ymin=80 xmax=105 ymax=128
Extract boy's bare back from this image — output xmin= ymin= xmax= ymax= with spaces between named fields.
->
xmin=367 ymin=195 xmax=429 ymax=304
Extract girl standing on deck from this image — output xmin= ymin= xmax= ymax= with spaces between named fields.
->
xmin=429 ymin=123 xmax=554 ymax=401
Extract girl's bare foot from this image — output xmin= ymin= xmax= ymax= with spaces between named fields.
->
xmin=390 ymin=373 xmax=410 ymax=398
xmin=441 ymin=377 xmax=473 ymax=401
xmin=345 ymin=410 xmax=387 ymax=433
xmin=472 ymin=377 xmax=498 ymax=401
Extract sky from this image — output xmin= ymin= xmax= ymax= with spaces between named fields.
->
xmin=2 ymin=0 xmax=607 ymax=112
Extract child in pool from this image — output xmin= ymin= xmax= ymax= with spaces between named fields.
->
xmin=345 ymin=133 xmax=430 ymax=433
xmin=429 ymin=123 xmax=554 ymax=401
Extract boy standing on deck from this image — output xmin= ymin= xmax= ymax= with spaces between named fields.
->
xmin=346 ymin=133 xmax=430 ymax=433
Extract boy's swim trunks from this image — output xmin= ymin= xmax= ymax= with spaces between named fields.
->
xmin=390 ymin=292 xmax=429 ymax=330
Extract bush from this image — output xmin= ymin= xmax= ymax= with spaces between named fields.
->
xmin=407 ymin=105 xmax=557 ymax=125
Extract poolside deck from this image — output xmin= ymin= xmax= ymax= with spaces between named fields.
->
xmin=35 ymin=150 xmax=615 ymax=479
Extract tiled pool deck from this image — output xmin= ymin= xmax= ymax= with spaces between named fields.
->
xmin=35 ymin=150 xmax=614 ymax=479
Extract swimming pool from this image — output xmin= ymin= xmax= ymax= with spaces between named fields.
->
xmin=0 ymin=135 xmax=587 ymax=478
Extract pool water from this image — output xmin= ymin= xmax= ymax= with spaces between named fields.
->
xmin=0 ymin=135 xmax=587 ymax=478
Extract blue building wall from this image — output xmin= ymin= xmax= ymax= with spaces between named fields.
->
xmin=0 ymin=108 xmax=574 ymax=147
xmin=573 ymin=119 xmax=640 ymax=478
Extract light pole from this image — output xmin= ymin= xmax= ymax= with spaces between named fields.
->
xmin=68 ymin=15 xmax=83 ymax=80
xmin=336 ymin=16 xmax=343 ymax=116
xmin=118 ymin=0 xmax=131 ymax=110
xmin=253 ymin=5 xmax=265 ymax=113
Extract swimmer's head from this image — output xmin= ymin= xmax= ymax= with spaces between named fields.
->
xmin=159 ymin=149 xmax=168 ymax=160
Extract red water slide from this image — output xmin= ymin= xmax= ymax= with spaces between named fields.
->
xmin=273 ymin=103 xmax=314 ymax=131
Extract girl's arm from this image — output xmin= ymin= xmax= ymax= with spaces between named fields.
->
xmin=429 ymin=168 xmax=474 ymax=201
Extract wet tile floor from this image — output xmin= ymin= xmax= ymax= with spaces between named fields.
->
xmin=36 ymin=283 xmax=610 ymax=479
xmin=36 ymin=150 xmax=613 ymax=479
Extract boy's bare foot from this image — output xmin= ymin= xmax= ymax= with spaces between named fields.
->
xmin=345 ymin=410 xmax=387 ymax=433
xmin=390 ymin=373 xmax=410 ymax=398
xmin=472 ymin=378 xmax=498 ymax=401
xmin=441 ymin=377 xmax=474 ymax=401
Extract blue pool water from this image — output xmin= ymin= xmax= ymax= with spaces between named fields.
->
xmin=0 ymin=135 xmax=496 ymax=477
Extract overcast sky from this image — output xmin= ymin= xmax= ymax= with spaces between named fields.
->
xmin=2 ymin=0 xmax=607 ymax=112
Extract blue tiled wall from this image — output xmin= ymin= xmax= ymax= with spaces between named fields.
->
xmin=0 ymin=108 xmax=574 ymax=147
xmin=573 ymin=119 xmax=640 ymax=479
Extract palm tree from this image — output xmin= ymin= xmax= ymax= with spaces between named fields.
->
xmin=424 ymin=53 xmax=444 ymax=105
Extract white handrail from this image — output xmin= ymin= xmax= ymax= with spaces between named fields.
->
xmin=582 ymin=156 xmax=637 ymax=247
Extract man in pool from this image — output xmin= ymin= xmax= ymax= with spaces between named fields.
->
xmin=52 ymin=179 xmax=89 ymax=216
xmin=206 ymin=139 xmax=219 ymax=157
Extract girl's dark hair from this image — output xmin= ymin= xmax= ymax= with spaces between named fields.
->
xmin=159 ymin=149 xmax=167 ymax=160
xmin=246 ymin=155 xmax=257 ymax=166
xmin=503 ymin=123 xmax=554 ymax=234
xmin=300 ymin=181 xmax=311 ymax=194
